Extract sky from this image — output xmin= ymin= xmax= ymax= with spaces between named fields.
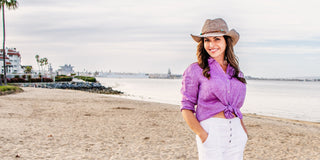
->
xmin=2 ymin=0 xmax=320 ymax=78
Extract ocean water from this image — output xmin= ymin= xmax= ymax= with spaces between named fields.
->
xmin=97 ymin=77 xmax=320 ymax=122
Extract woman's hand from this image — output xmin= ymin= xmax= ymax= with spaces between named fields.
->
xmin=240 ymin=119 xmax=249 ymax=137
xmin=198 ymin=131 xmax=209 ymax=143
xmin=181 ymin=110 xmax=209 ymax=143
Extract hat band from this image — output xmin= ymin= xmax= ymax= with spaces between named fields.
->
xmin=200 ymin=30 xmax=226 ymax=35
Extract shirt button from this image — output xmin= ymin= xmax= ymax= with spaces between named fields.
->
xmin=229 ymin=140 xmax=232 ymax=143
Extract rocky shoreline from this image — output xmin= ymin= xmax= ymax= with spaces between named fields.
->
xmin=18 ymin=81 xmax=123 ymax=95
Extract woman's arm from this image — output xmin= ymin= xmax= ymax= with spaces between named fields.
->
xmin=181 ymin=109 xmax=208 ymax=143
xmin=240 ymin=119 xmax=248 ymax=136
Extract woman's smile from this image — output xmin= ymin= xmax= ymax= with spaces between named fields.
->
xmin=208 ymin=48 xmax=219 ymax=53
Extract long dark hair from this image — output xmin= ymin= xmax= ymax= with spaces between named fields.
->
xmin=196 ymin=36 xmax=247 ymax=84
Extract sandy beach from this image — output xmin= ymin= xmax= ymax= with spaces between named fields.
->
xmin=0 ymin=88 xmax=319 ymax=160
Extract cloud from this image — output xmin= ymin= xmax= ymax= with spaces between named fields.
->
xmin=1 ymin=0 xmax=320 ymax=77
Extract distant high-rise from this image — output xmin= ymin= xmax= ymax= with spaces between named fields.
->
xmin=167 ymin=68 xmax=172 ymax=78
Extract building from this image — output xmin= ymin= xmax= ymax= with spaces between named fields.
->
xmin=57 ymin=64 xmax=74 ymax=75
xmin=0 ymin=55 xmax=9 ymax=74
xmin=0 ymin=48 xmax=23 ymax=74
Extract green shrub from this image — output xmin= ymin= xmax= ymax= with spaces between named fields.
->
xmin=55 ymin=76 xmax=73 ymax=82
xmin=74 ymin=76 xmax=96 ymax=82
xmin=85 ymin=77 xmax=96 ymax=82
xmin=0 ymin=85 xmax=22 ymax=92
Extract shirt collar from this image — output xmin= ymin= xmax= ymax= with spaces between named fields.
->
xmin=208 ymin=57 xmax=235 ymax=78
xmin=208 ymin=57 xmax=216 ymax=65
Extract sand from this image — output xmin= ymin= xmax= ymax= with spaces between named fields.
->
xmin=0 ymin=87 xmax=319 ymax=160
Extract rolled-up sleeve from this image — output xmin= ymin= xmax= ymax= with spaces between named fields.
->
xmin=180 ymin=64 xmax=199 ymax=113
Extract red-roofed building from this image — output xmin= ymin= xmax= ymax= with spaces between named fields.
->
xmin=0 ymin=56 xmax=9 ymax=60
xmin=0 ymin=48 xmax=23 ymax=74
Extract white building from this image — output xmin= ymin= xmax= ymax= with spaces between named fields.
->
xmin=0 ymin=48 xmax=23 ymax=74
xmin=57 ymin=64 xmax=74 ymax=75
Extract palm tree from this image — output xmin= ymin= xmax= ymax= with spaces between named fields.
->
xmin=0 ymin=0 xmax=18 ymax=86
xmin=39 ymin=57 xmax=48 ymax=82
xmin=24 ymin=66 xmax=32 ymax=74
xmin=35 ymin=54 xmax=40 ymax=75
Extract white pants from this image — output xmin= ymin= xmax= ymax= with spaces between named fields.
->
xmin=196 ymin=117 xmax=248 ymax=160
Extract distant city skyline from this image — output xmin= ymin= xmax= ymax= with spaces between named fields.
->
xmin=2 ymin=0 xmax=320 ymax=78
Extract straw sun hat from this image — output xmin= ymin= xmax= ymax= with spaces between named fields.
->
xmin=191 ymin=18 xmax=240 ymax=46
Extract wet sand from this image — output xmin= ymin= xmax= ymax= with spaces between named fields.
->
xmin=0 ymin=87 xmax=319 ymax=159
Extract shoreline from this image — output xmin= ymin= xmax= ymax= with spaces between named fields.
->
xmin=103 ymin=91 xmax=320 ymax=124
xmin=244 ymin=112 xmax=320 ymax=126
xmin=97 ymin=77 xmax=320 ymax=123
xmin=1 ymin=87 xmax=319 ymax=159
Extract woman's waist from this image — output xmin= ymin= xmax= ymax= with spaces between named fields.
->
xmin=211 ymin=111 xmax=236 ymax=119
xmin=196 ymin=103 xmax=242 ymax=113
xmin=196 ymin=107 xmax=241 ymax=121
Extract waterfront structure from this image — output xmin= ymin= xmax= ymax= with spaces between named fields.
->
xmin=58 ymin=64 xmax=75 ymax=75
xmin=148 ymin=68 xmax=182 ymax=79
xmin=97 ymin=69 xmax=182 ymax=79
xmin=98 ymin=71 xmax=149 ymax=78
xmin=0 ymin=48 xmax=23 ymax=74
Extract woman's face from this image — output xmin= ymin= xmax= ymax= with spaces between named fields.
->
xmin=204 ymin=36 xmax=227 ymax=60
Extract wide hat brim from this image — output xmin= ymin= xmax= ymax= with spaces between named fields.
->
xmin=191 ymin=29 xmax=240 ymax=46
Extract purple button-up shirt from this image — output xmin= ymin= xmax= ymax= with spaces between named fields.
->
xmin=180 ymin=57 xmax=246 ymax=122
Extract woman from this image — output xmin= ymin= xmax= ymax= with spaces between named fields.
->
xmin=180 ymin=18 xmax=248 ymax=160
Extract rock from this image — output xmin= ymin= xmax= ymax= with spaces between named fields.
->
xmin=20 ymin=82 xmax=123 ymax=95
